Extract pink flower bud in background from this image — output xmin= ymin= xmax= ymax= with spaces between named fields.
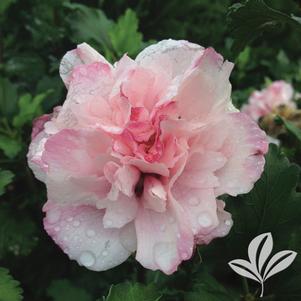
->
xmin=242 ymin=80 xmax=296 ymax=121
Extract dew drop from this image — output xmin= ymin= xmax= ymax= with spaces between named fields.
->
xmin=188 ymin=197 xmax=200 ymax=206
xmin=197 ymin=213 xmax=212 ymax=227
xmin=54 ymin=226 xmax=60 ymax=232
xmin=216 ymin=156 xmax=223 ymax=163
xmin=105 ymin=219 xmax=113 ymax=227
xmin=225 ymin=220 xmax=232 ymax=226
xmin=169 ymin=217 xmax=175 ymax=224
xmin=160 ymin=224 xmax=166 ymax=232
xmin=48 ymin=209 xmax=61 ymax=224
xmin=86 ymin=229 xmax=96 ymax=238
xmin=154 ymin=242 xmax=177 ymax=272
xmin=73 ymin=220 xmax=80 ymax=227
xmin=102 ymin=250 xmax=108 ymax=257
xmin=79 ymin=251 xmax=96 ymax=267
xmin=181 ymin=252 xmax=188 ymax=259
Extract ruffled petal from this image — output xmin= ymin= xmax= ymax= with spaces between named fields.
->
xmin=57 ymin=62 xmax=113 ymax=128
xmin=175 ymin=48 xmax=234 ymax=123
xmin=135 ymin=199 xmax=193 ymax=274
xmin=121 ymin=66 xmax=169 ymax=111
xmin=171 ymin=185 xmax=219 ymax=235
xmin=142 ymin=176 xmax=167 ymax=213
xmin=196 ymin=200 xmax=233 ymax=244
xmin=60 ymin=43 xmax=111 ymax=88
xmin=136 ymin=39 xmax=204 ymax=78
xmin=43 ymin=201 xmax=136 ymax=271
xmin=205 ymin=112 xmax=268 ymax=196
xmin=27 ymin=131 xmax=49 ymax=182
xmin=175 ymin=151 xmax=227 ymax=189
xmin=42 ymin=129 xmax=113 ymax=205
xmin=96 ymin=193 xmax=138 ymax=229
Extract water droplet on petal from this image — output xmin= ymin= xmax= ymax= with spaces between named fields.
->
xmin=86 ymin=229 xmax=96 ymax=238
xmin=48 ymin=209 xmax=61 ymax=224
xmin=73 ymin=220 xmax=80 ymax=227
xmin=160 ymin=224 xmax=166 ymax=232
xmin=154 ymin=242 xmax=177 ymax=272
xmin=102 ymin=250 xmax=108 ymax=257
xmin=188 ymin=197 xmax=200 ymax=206
xmin=54 ymin=226 xmax=60 ymax=232
xmin=198 ymin=213 xmax=212 ymax=227
xmin=225 ymin=219 xmax=232 ymax=226
xmin=105 ymin=219 xmax=113 ymax=227
xmin=169 ymin=217 xmax=175 ymax=224
xmin=181 ymin=252 xmax=188 ymax=259
xmin=67 ymin=217 xmax=73 ymax=222
xmin=79 ymin=251 xmax=96 ymax=267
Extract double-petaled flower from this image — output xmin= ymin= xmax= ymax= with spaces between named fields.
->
xmin=28 ymin=40 xmax=268 ymax=274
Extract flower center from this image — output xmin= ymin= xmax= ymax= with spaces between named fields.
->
xmin=134 ymin=173 xmax=161 ymax=197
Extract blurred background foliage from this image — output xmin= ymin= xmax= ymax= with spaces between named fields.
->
xmin=1 ymin=0 xmax=301 ymax=300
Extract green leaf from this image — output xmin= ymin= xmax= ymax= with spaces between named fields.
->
xmin=0 ymin=205 xmax=38 ymax=258
xmin=228 ymin=0 xmax=301 ymax=54
xmin=109 ymin=9 xmax=143 ymax=57
xmin=36 ymin=76 xmax=64 ymax=111
xmin=0 ymin=78 xmax=18 ymax=118
xmin=0 ymin=135 xmax=22 ymax=159
xmin=47 ymin=279 xmax=93 ymax=301
xmin=0 ymin=267 xmax=23 ymax=301
xmin=227 ymin=144 xmax=301 ymax=253
xmin=186 ymin=269 xmax=239 ymax=301
xmin=0 ymin=0 xmax=16 ymax=15
xmin=13 ymin=91 xmax=52 ymax=128
xmin=4 ymin=54 xmax=46 ymax=84
xmin=105 ymin=282 xmax=161 ymax=301
xmin=64 ymin=3 xmax=114 ymax=59
xmin=236 ymin=46 xmax=251 ymax=70
xmin=0 ymin=169 xmax=14 ymax=196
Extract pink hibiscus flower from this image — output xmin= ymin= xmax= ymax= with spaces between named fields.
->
xmin=27 ymin=40 xmax=268 ymax=274
xmin=242 ymin=80 xmax=296 ymax=121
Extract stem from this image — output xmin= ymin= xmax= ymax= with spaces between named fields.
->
xmin=260 ymin=281 xmax=264 ymax=298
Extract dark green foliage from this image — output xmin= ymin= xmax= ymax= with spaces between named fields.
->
xmin=228 ymin=0 xmax=301 ymax=55
xmin=0 ymin=169 xmax=14 ymax=195
xmin=105 ymin=283 xmax=161 ymax=301
xmin=0 ymin=0 xmax=301 ymax=300
xmin=0 ymin=267 xmax=23 ymax=301
xmin=47 ymin=279 xmax=93 ymax=301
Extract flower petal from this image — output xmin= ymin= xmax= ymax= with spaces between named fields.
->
xmin=42 ymin=129 xmax=113 ymax=205
xmin=213 ymin=113 xmax=268 ymax=196
xmin=136 ymin=39 xmax=204 ymax=78
xmin=175 ymin=48 xmax=234 ymax=123
xmin=135 ymin=199 xmax=194 ymax=274
xmin=57 ymin=61 xmax=113 ymax=128
xmin=142 ymin=176 xmax=167 ymax=213
xmin=196 ymin=200 xmax=233 ymax=244
xmin=60 ymin=43 xmax=111 ymax=88
xmin=96 ymin=193 xmax=138 ymax=229
xmin=171 ymin=186 xmax=219 ymax=235
xmin=27 ymin=132 xmax=49 ymax=182
xmin=43 ymin=201 xmax=136 ymax=271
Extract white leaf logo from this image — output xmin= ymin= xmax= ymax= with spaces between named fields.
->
xmin=228 ymin=232 xmax=297 ymax=297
